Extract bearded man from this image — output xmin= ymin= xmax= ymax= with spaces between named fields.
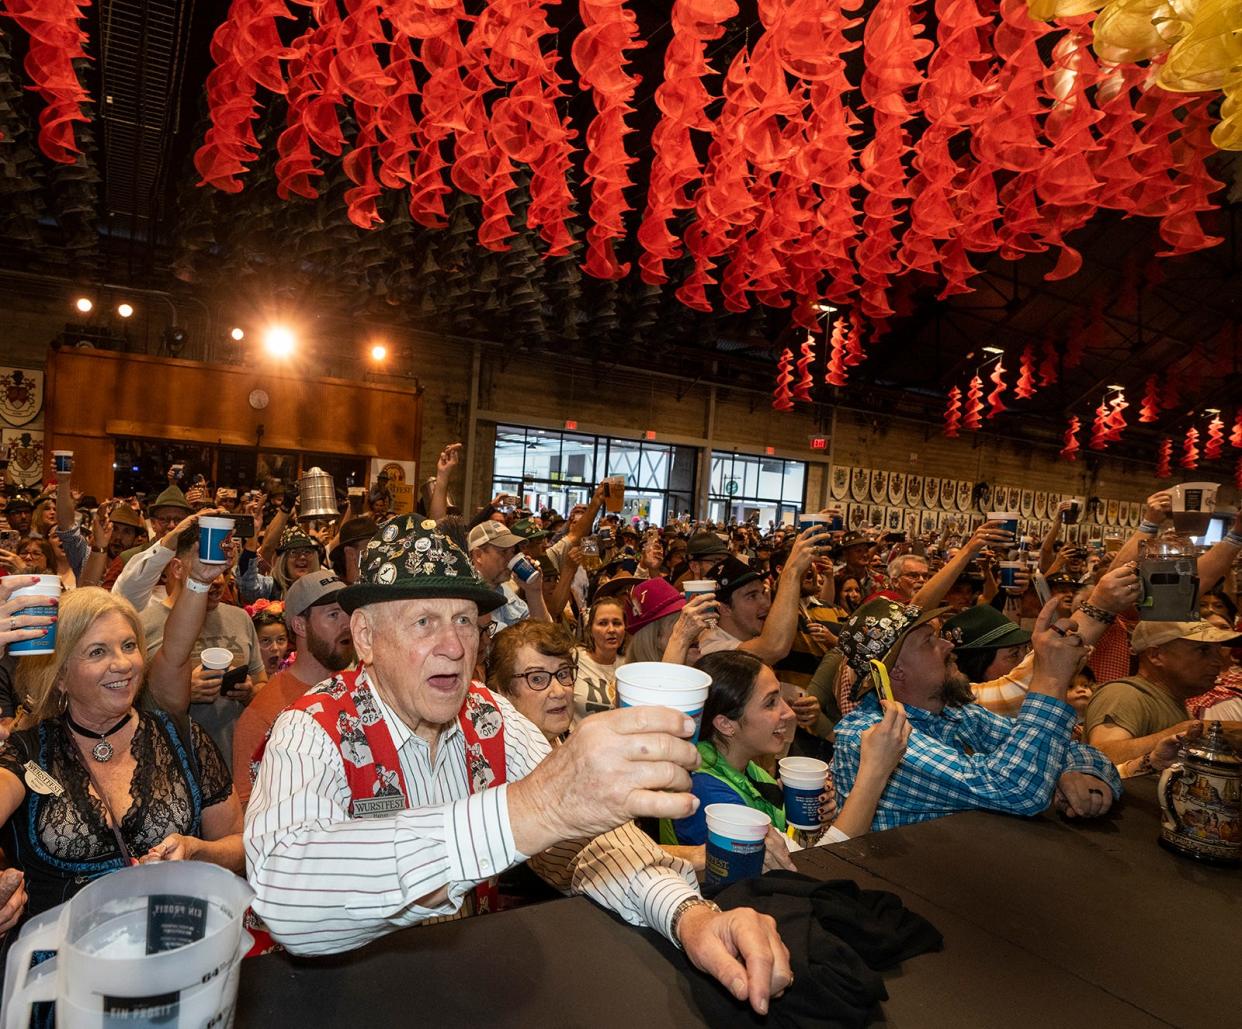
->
xmin=830 ymin=596 xmax=1121 ymax=831
xmin=232 ymin=571 xmax=357 ymax=805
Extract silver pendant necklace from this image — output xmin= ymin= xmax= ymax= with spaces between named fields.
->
xmin=64 ymin=711 xmax=132 ymax=762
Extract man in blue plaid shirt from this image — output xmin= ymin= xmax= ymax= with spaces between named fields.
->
xmin=832 ymin=595 xmax=1122 ymax=831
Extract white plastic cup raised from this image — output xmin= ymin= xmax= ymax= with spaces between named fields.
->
xmin=682 ymin=580 xmax=717 ymax=621
xmin=199 ymin=647 xmax=232 ymax=672
xmin=986 ymin=511 xmax=1020 ymax=538
xmin=703 ymin=804 xmax=770 ymax=887
xmin=1169 ymin=482 xmax=1219 ymax=536
xmin=779 ymin=757 xmax=828 ymax=831
xmin=197 ymin=516 xmax=234 ymax=565
xmin=615 ymin=663 xmax=711 ymax=742
xmin=6 ymin=576 xmax=60 ymax=656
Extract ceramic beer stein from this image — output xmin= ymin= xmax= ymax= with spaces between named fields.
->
xmin=1158 ymin=722 xmax=1241 ymax=867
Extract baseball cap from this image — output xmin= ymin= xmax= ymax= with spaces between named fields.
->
xmin=467 ymin=520 xmax=525 ymax=551
xmin=286 ymin=570 xmax=347 ymax=618
xmin=1130 ymin=620 xmax=1242 ymax=654
xmin=625 ymin=579 xmax=685 ymax=633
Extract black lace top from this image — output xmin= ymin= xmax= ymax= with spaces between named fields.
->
xmin=0 ymin=711 xmax=232 ymax=920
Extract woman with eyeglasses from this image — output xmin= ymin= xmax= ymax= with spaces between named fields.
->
xmin=488 ymin=621 xmax=579 ymax=742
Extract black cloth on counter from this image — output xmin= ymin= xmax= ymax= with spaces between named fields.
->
xmin=650 ymin=871 xmax=942 ymax=1028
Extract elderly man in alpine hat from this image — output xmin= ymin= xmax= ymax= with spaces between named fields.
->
xmin=246 ymin=515 xmax=792 ymax=1016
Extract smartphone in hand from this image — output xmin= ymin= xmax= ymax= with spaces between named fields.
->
xmin=220 ymin=666 xmax=249 ymax=696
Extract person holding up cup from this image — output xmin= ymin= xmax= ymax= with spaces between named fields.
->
xmin=665 ymin=651 xmax=910 ymax=865
xmin=0 ymin=575 xmax=60 ymax=662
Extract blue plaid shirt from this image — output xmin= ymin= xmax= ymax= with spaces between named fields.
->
xmin=832 ymin=692 xmax=1122 ymax=832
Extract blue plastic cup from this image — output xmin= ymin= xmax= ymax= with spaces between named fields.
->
xmin=779 ymin=757 xmax=828 ymax=831
xmin=704 ymin=804 xmax=771 ymax=887
xmin=986 ymin=511 xmax=1020 ymax=538
xmin=52 ymin=451 xmax=73 ymax=474
xmin=198 ymin=516 xmax=234 ymax=564
xmin=999 ymin=561 xmax=1023 ymax=590
xmin=508 ymin=554 xmax=539 ymax=583
xmin=7 ymin=576 xmax=61 ymax=656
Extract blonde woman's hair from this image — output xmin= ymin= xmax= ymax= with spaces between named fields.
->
xmin=624 ymin=613 xmax=676 ymax=664
xmin=273 ymin=549 xmax=323 ymax=593
xmin=16 ymin=588 xmax=147 ymax=724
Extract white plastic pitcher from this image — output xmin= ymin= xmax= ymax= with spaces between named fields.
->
xmin=2 ymin=862 xmax=253 ymax=1029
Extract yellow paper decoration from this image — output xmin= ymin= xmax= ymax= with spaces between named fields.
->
xmin=1024 ymin=0 xmax=1242 ymax=149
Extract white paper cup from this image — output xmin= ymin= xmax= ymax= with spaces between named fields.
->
xmin=7 ymin=575 xmax=61 ymax=656
xmin=197 ymin=516 xmax=234 ymax=564
xmin=1170 ymin=482 xmax=1219 ymax=535
xmin=986 ymin=511 xmax=1020 ymax=537
xmin=704 ymin=804 xmax=770 ymax=887
xmin=199 ymin=647 xmax=233 ymax=671
xmin=615 ymin=663 xmax=711 ymax=741
xmin=779 ymin=757 xmax=828 ymax=830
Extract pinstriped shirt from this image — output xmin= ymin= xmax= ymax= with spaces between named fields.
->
xmin=831 ymin=691 xmax=1123 ymax=832
xmin=244 ymin=673 xmax=699 ymax=955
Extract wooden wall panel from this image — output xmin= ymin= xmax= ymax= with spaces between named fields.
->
xmin=44 ymin=349 xmax=421 ymax=500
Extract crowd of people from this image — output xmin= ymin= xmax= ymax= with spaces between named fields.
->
xmin=0 ymin=443 xmax=1239 ymax=1013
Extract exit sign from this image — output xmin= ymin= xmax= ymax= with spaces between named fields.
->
xmin=644 ymin=430 xmax=656 ymax=440
xmin=809 ymin=435 xmax=828 ymax=450
xmin=564 ymin=420 xmax=577 ymax=430
xmin=765 ymin=446 xmax=776 ymax=456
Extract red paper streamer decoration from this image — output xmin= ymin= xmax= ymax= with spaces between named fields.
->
xmin=944 ymin=386 xmax=962 ymax=438
xmin=1060 ymin=416 xmax=1081 ymax=462
xmin=1015 ymin=345 xmax=1037 ymax=399
xmin=843 ymin=313 xmax=866 ymax=368
xmin=1181 ymin=427 xmax=1200 ymax=469
xmin=575 ymin=0 xmax=644 ymax=279
xmin=825 ymin=318 xmax=849 ymax=387
xmin=1231 ymin=408 xmax=1242 ymax=448
xmin=1103 ymin=392 xmax=1128 ymax=444
xmin=1038 ymin=337 xmax=1059 ymax=387
xmin=1 ymin=0 xmax=93 ymax=163
xmin=1156 ymin=437 xmax=1173 ymax=478
xmin=1139 ymin=376 xmax=1160 ymax=423
xmin=792 ymin=333 xmax=816 ymax=402
xmin=964 ymin=375 xmax=984 ymax=431
xmin=1088 ymin=398 xmax=1109 ymax=450
xmin=986 ymin=360 xmax=1008 ymax=419
xmin=1205 ymin=414 xmax=1225 ymax=459
xmin=636 ymin=0 xmax=736 ymax=285
xmin=772 ymin=348 xmax=794 ymax=411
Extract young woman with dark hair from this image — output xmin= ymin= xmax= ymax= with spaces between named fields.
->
xmin=668 ymin=651 xmax=911 ymax=853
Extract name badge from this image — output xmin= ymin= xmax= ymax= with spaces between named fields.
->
xmin=23 ymin=762 xmax=64 ymax=797
xmin=350 ymin=795 xmax=405 ymax=819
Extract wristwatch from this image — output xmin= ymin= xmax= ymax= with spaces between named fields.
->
xmin=670 ymin=896 xmax=722 ymax=946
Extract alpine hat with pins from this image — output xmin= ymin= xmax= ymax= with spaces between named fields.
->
xmin=339 ymin=514 xmax=505 ymax=615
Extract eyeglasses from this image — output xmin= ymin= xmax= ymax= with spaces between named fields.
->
xmin=511 ymin=663 xmax=577 ymax=691
xmin=899 ymin=571 xmax=931 ymax=581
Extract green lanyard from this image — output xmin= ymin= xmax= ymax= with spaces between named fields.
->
xmin=695 ymin=741 xmax=787 ymax=832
